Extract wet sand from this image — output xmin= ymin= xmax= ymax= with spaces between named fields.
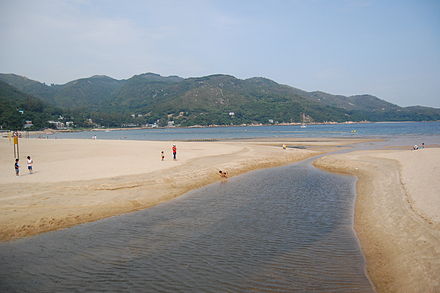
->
xmin=314 ymin=148 xmax=440 ymax=293
xmin=0 ymin=137 xmax=364 ymax=242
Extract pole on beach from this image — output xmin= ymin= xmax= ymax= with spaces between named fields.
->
xmin=13 ymin=134 xmax=19 ymax=159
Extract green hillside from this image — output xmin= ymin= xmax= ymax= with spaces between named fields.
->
xmin=0 ymin=81 xmax=60 ymax=129
xmin=141 ymin=75 xmax=349 ymax=125
xmin=0 ymin=73 xmax=56 ymax=104
xmin=1 ymin=72 xmax=439 ymax=128
xmin=308 ymin=91 xmax=400 ymax=111
xmin=52 ymin=75 xmax=123 ymax=110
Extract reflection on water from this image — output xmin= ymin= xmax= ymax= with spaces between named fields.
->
xmin=0 ymin=163 xmax=373 ymax=292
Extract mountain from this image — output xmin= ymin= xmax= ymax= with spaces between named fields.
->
xmin=0 ymin=73 xmax=56 ymax=104
xmin=308 ymin=91 xmax=400 ymax=111
xmin=110 ymin=73 xmax=183 ymax=110
xmin=51 ymin=75 xmax=123 ymax=110
xmin=148 ymin=75 xmax=353 ymax=124
xmin=1 ymin=72 xmax=439 ymax=127
xmin=0 ymin=80 xmax=59 ymax=129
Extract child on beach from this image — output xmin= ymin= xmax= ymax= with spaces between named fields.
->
xmin=161 ymin=151 xmax=165 ymax=161
xmin=14 ymin=159 xmax=19 ymax=176
xmin=27 ymin=156 xmax=33 ymax=174
xmin=219 ymin=170 xmax=228 ymax=178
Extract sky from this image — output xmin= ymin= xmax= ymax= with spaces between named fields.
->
xmin=1 ymin=0 xmax=439 ymax=107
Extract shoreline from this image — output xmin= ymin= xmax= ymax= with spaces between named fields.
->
xmin=314 ymin=148 xmax=440 ymax=292
xmin=5 ymin=120 xmax=439 ymax=137
xmin=0 ymin=138 xmax=367 ymax=242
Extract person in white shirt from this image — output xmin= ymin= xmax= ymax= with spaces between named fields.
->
xmin=27 ymin=156 xmax=33 ymax=174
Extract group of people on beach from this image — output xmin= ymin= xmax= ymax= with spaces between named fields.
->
xmin=14 ymin=156 xmax=33 ymax=176
xmin=413 ymin=142 xmax=425 ymax=150
xmin=160 ymin=144 xmax=227 ymax=178
xmin=161 ymin=144 xmax=178 ymax=161
xmin=13 ymin=143 xmax=228 ymax=179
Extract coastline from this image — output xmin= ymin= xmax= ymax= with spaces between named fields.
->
xmin=0 ymin=137 xmax=366 ymax=242
xmin=313 ymin=148 xmax=440 ymax=292
xmin=9 ymin=120 xmax=431 ymax=137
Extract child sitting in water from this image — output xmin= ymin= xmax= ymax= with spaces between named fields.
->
xmin=218 ymin=170 xmax=228 ymax=178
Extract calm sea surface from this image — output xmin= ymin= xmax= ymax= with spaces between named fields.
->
xmin=2 ymin=122 xmax=439 ymax=292
xmin=47 ymin=121 xmax=440 ymax=141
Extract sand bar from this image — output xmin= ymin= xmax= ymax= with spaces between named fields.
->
xmin=0 ymin=137 xmax=366 ymax=242
xmin=314 ymin=148 xmax=440 ymax=293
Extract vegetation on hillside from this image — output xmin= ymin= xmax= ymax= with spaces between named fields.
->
xmin=0 ymin=72 xmax=439 ymax=129
xmin=0 ymin=81 xmax=61 ymax=130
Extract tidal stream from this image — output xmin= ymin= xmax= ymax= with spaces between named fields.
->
xmin=0 ymin=159 xmax=373 ymax=292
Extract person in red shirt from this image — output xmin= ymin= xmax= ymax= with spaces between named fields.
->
xmin=172 ymin=144 xmax=177 ymax=160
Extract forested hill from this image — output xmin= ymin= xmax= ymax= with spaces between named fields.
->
xmin=0 ymin=80 xmax=60 ymax=129
xmin=1 ymin=72 xmax=439 ymax=127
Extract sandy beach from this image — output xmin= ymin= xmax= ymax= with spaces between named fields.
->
xmin=314 ymin=147 xmax=440 ymax=293
xmin=1 ymin=137 xmax=369 ymax=242
xmin=3 ymin=136 xmax=439 ymax=292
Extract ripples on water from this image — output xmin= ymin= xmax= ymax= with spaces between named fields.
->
xmin=0 ymin=163 xmax=373 ymax=292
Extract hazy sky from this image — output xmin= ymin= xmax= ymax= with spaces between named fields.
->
xmin=1 ymin=0 xmax=439 ymax=107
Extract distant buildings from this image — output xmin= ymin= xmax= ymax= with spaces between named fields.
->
xmin=23 ymin=121 xmax=33 ymax=128
xmin=121 ymin=123 xmax=138 ymax=127
xmin=47 ymin=120 xmax=75 ymax=129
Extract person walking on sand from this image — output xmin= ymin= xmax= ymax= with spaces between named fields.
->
xmin=14 ymin=159 xmax=19 ymax=176
xmin=172 ymin=144 xmax=177 ymax=160
xmin=161 ymin=151 xmax=165 ymax=161
xmin=27 ymin=156 xmax=33 ymax=174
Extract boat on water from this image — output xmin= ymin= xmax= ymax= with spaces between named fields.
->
xmin=300 ymin=113 xmax=307 ymax=128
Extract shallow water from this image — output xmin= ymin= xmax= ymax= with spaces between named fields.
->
xmin=46 ymin=121 xmax=440 ymax=141
xmin=0 ymin=162 xmax=373 ymax=292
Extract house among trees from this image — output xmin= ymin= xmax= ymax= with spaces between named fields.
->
xmin=23 ymin=120 xmax=33 ymax=128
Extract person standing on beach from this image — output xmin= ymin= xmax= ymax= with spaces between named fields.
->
xmin=14 ymin=159 xmax=19 ymax=176
xmin=27 ymin=156 xmax=33 ymax=174
xmin=172 ymin=144 xmax=177 ymax=160
xmin=161 ymin=151 xmax=165 ymax=161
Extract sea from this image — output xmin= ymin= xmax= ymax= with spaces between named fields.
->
xmin=46 ymin=121 xmax=440 ymax=142
xmin=1 ymin=121 xmax=439 ymax=292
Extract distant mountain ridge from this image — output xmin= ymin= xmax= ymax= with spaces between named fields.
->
xmin=1 ymin=72 xmax=439 ymax=127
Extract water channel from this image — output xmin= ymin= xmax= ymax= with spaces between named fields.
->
xmin=0 ymin=150 xmax=375 ymax=292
